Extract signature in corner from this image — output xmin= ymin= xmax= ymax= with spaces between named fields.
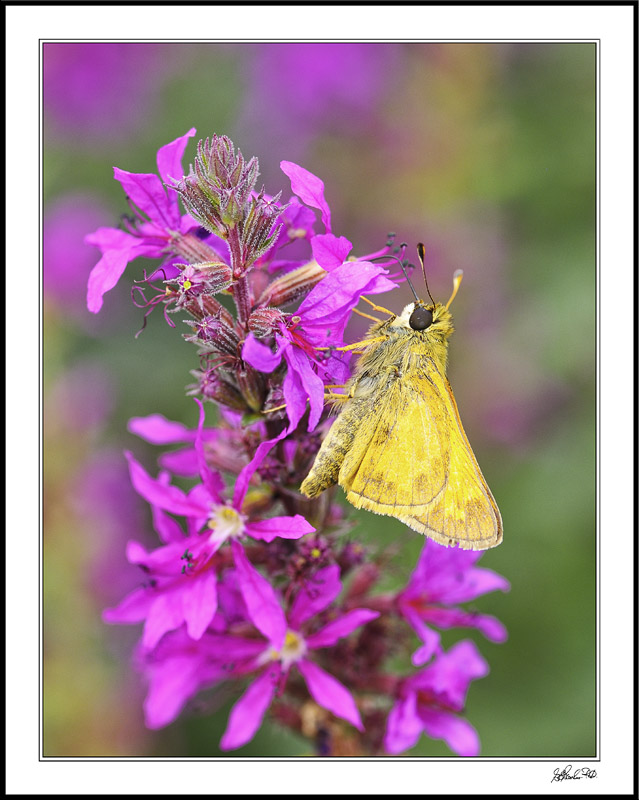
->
xmin=551 ymin=765 xmax=597 ymax=783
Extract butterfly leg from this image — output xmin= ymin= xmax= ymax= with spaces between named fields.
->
xmin=324 ymin=392 xmax=349 ymax=404
xmin=359 ymin=295 xmax=395 ymax=316
xmin=261 ymin=389 xmax=350 ymax=415
xmin=317 ymin=336 xmax=386 ymax=353
xmin=352 ymin=308 xmax=383 ymax=323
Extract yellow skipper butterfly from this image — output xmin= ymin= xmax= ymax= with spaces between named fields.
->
xmin=300 ymin=244 xmax=503 ymax=550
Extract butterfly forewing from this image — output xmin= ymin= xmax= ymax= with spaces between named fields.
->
xmin=341 ymin=358 xmax=502 ymax=550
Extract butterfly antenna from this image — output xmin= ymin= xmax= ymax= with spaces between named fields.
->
xmin=416 ymin=243 xmax=436 ymax=307
xmin=371 ymin=245 xmax=420 ymax=303
xmin=445 ymin=270 xmax=464 ymax=310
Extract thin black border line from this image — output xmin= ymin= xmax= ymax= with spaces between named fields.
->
xmin=39 ymin=37 xmax=605 ymax=766
xmin=633 ymin=5 xmax=639 ymax=800
xmin=14 ymin=0 xmax=639 ymax=6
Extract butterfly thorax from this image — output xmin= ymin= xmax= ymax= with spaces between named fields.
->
xmin=353 ymin=301 xmax=454 ymax=385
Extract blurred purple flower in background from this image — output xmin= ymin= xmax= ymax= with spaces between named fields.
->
xmin=43 ymin=43 xmax=172 ymax=143
xmin=43 ymin=193 xmax=114 ymax=320
xmin=45 ymin=360 xmax=115 ymax=434
xmin=238 ymin=43 xmax=398 ymax=171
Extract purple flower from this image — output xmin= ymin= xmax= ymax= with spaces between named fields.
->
xmin=280 ymin=161 xmax=333 ymax=233
xmin=259 ymin=198 xmax=318 ymax=272
xmin=243 ymin=164 xmax=397 ymax=433
xmin=220 ymin=556 xmax=379 ymax=750
xmin=85 ymin=129 xmax=199 ymax=313
xmin=104 ymin=401 xmax=314 ymax=648
xmin=384 ymin=640 xmax=489 ymax=756
xmin=280 ymin=160 xmax=357 ymax=272
xmin=137 ymin=569 xmax=262 ymax=729
xmin=397 ymin=540 xmax=510 ymax=666
xmin=127 ymin=411 xmax=251 ymax=479
xmin=44 ymin=193 xmax=114 ymax=318
xmin=243 ymin=255 xmax=396 ymax=434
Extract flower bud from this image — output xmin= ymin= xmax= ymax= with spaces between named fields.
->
xmin=237 ymin=366 xmax=266 ymax=412
xmin=189 ymin=369 xmax=246 ymax=411
xmin=256 ymin=261 xmax=326 ymax=308
xmin=172 ymin=261 xmax=233 ymax=302
xmin=170 ymin=231 xmax=228 ymax=265
xmin=248 ymin=307 xmax=287 ymax=338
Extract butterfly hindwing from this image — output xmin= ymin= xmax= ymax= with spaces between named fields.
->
xmin=342 ymin=358 xmax=502 ymax=550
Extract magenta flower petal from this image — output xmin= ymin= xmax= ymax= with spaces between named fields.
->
xmin=220 ymin=665 xmax=280 ymax=751
xmin=411 ymin=540 xmax=510 ymax=604
xmin=143 ymin=591 xmax=188 ymax=649
xmin=241 ymin=333 xmax=285 ymax=373
xmin=411 ymin=637 xmax=441 ymax=668
xmin=411 ymin=640 xmax=489 ymax=710
xmin=113 ymin=167 xmax=177 ymax=229
xmin=297 ymin=658 xmax=363 ymax=731
xmin=306 ymin=608 xmax=380 ymax=649
xmin=297 ymin=259 xmax=397 ymax=341
xmin=144 ymin=653 xmax=211 ymax=730
xmin=103 ymin=586 xmax=153 ymax=624
xmin=84 ymin=225 xmax=141 ymax=252
xmin=156 ymin=127 xmax=196 ymax=186
xmin=202 ymin=633 xmax=267 ymax=663
xmin=420 ymin=710 xmax=481 ymax=757
xmin=150 ymin=473 xmax=186 ymax=543
xmin=182 ymin=571 xmax=218 ymax=641
xmin=399 ymin=606 xmax=441 ymax=666
xmin=151 ymin=504 xmax=184 ymax=544
xmin=232 ymin=433 xmax=284 ymax=509
xmin=86 ymin=236 xmax=147 ymax=313
xmin=280 ymin=161 xmax=332 ymax=232
xmin=423 ymin=607 xmax=508 ymax=643
xmin=193 ymin=398 xmax=226 ymax=502
xmin=288 ymin=564 xmax=341 ymax=628
xmin=282 ymin=344 xmax=326 ymax=432
xmin=158 ymin=446 xmax=200 ymax=477
xmin=124 ymin=538 xmax=186 ymax=578
xmin=384 ymin=693 xmax=422 ymax=755
xmin=247 ymin=514 xmax=314 ymax=543
xmin=310 ymin=233 xmax=352 ymax=271
xmin=125 ymin=451 xmax=207 ymax=517
xmin=128 ymin=414 xmax=195 ymax=444
xmin=231 ymin=540 xmax=287 ymax=649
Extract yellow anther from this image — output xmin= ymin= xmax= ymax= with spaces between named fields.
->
xmin=284 ymin=630 xmax=301 ymax=648
xmin=207 ymin=505 xmax=245 ymax=538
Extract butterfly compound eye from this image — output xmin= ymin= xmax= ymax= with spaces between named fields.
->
xmin=409 ymin=306 xmax=433 ymax=330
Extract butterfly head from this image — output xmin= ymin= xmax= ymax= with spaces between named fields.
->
xmin=393 ymin=301 xmax=454 ymax=340
xmin=385 ymin=244 xmax=463 ymax=338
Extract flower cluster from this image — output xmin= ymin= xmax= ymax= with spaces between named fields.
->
xmin=87 ymin=132 xmax=509 ymax=756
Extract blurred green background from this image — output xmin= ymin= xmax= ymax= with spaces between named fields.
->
xmin=43 ymin=42 xmax=595 ymax=757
